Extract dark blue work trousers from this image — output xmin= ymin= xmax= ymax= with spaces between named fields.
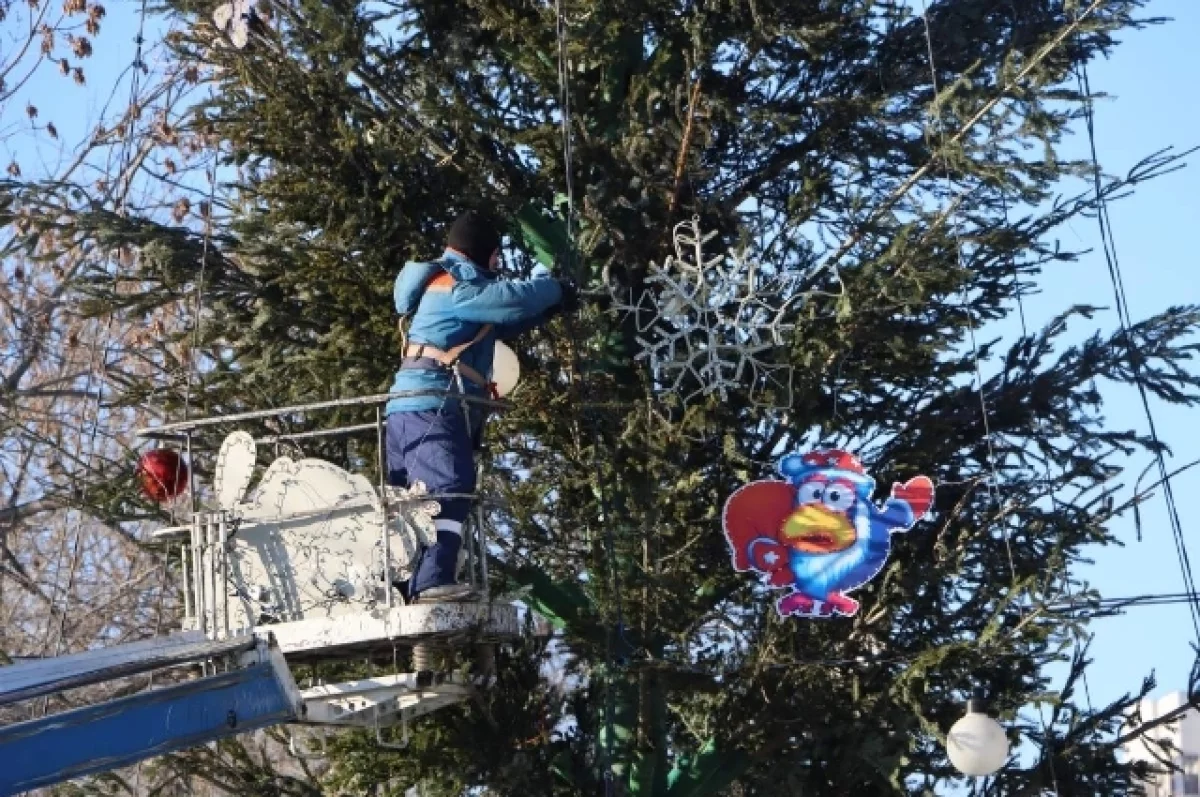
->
xmin=385 ymin=405 xmax=480 ymax=595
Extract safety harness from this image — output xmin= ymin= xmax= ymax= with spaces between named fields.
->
xmin=399 ymin=271 xmax=499 ymax=399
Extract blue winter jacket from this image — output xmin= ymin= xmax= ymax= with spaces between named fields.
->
xmin=385 ymin=250 xmax=562 ymax=416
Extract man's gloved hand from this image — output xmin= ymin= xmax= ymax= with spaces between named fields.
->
xmin=556 ymin=279 xmax=580 ymax=314
xmin=545 ymin=279 xmax=580 ymax=318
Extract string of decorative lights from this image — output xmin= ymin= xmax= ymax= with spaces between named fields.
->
xmin=37 ymin=0 xmax=156 ymax=720
xmin=549 ymin=4 xmax=624 ymax=795
xmin=914 ymin=4 xmax=1087 ymax=790
xmin=116 ymin=0 xmax=150 ymax=214
xmin=132 ymin=79 xmax=222 ymax=792
xmin=914 ymin=3 xmax=1021 ymax=599
xmin=810 ymin=0 xmax=1106 ymax=286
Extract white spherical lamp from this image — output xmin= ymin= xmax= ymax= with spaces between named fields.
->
xmin=946 ymin=690 xmax=1009 ymax=777
xmin=491 ymin=341 xmax=521 ymax=398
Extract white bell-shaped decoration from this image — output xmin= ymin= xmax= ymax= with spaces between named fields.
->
xmin=491 ymin=341 xmax=520 ymax=398
xmin=947 ymin=691 xmax=1010 ymax=777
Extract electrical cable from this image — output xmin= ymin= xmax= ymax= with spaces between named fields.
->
xmin=1075 ymin=60 xmax=1200 ymax=648
xmin=183 ymin=126 xmax=217 ymax=425
xmin=655 ymin=588 xmax=1200 ymax=681
xmin=1050 ymin=590 xmax=1200 ymax=615
xmin=553 ymin=0 xmax=575 ymax=254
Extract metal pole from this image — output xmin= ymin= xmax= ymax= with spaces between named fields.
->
xmin=191 ymin=513 xmax=205 ymax=636
xmin=464 ymin=513 xmax=477 ymax=591
xmin=206 ymin=516 xmax=218 ymax=638
xmin=219 ymin=512 xmax=231 ymax=638
xmin=185 ymin=431 xmax=202 ymax=633
xmin=462 ymin=465 xmax=479 ymax=591
xmin=453 ymin=371 xmax=476 ymax=590
xmin=180 ymin=542 xmax=192 ymax=623
xmin=476 ymin=499 xmax=489 ymax=598
xmin=377 ymin=407 xmax=393 ymax=608
xmin=136 ymin=389 xmax=510 ymax=439
xmin=256 ymin=422 xmax=379 ymax=446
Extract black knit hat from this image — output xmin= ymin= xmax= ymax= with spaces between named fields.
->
xmin=446 ymin=210 xmax=501 ymax=269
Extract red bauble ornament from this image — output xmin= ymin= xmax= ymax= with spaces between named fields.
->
xmin=137 ymin=449 xmax=189 ymax=502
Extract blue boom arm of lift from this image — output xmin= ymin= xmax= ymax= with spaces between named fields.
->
xmin=0 ymin=635 xmax=300 ymax=796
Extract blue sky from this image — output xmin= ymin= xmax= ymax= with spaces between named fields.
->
xmin=1003 ymin=0 xmax=1200 ymax=711
xmin=5 ymin=0 xmax=1199 ymax=769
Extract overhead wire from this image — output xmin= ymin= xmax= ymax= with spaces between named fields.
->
xmin=124 ymin=6 xmax=192 ymax=788
xmin=1074 ymin=60 xmax=1200 ymax=648
xmin=96 ymin=7 xmax=233 ymax=784
xmin=131 ymin=80 xmax=222 ymax=791
xmin=1020 ymin=13 xmax=1114 ymax=721
xmin=914 ymin=6 xmax=1199 ymax=785
xmin=646 ymin=587 xmax=1200 ymax=676
xmin=183 ymin=121 xmax=218 ymax=425
xmin=1049 ymin=590 xmax=1200 ymax=615
xmin=553 ymin=0 xmax=576 ymax=250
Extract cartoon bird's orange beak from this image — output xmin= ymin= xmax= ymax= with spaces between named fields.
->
xmin=782 ymin=504 xmax=856 ymax=553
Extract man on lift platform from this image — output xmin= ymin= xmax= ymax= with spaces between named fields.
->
xmin=386 ymin=210 xmax=578 ymax=601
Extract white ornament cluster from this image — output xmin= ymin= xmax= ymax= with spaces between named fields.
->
xmin=212 ymin=0 xmax=255 ymax=49
xmin=612 ymin=218 xmax=801 ymax=408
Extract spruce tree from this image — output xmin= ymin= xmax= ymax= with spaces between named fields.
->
xmin=6 ymin=0 xmax=1199 ymax=794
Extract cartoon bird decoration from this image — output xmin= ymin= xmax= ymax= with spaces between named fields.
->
xmin=722 ymin=449 xmax=934 ymax=618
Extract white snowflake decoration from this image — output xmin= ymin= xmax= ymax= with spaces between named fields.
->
xmin=612 ymin=218 xmax=806 ymax=408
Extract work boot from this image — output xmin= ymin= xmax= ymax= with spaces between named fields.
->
xmin=411 ymin=527 xmax=469 ymax=599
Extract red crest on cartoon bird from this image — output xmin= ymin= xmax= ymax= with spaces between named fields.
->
xmin=721 ymin=448 xmax=935 ymax=619
xmin=796 ymin=449 xmax=864 ymax=473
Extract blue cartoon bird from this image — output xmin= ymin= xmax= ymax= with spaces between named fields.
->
xmin=722 ymin=449 xmax=934 ymax=618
